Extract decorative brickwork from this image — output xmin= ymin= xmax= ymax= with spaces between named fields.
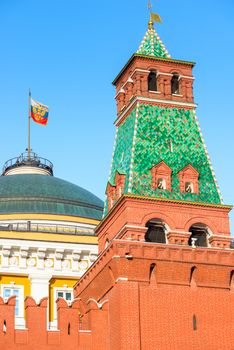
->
xmin=151 ymin=161 xmax=172 ymax=190
xmin=178 ymin=164 xmax=199 ymax=194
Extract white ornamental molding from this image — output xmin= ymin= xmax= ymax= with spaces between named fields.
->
xmin=89 ymin=254 xmax=98 ymax=263
xmin=44 ymin=259 xmax=54 ymax=268
xmin=73 ymin=251 xmax=82 ymax=261
xmin=38 ymin=249 xmax=46 ymax=259
xmin=27 ymin=257 xmax=37 ymax=267
xmin=61 ymin=259 xmax=71 ymax=270
xmin=55 ymin=250 xmax=64 ymax=260
xmin=9 ymin=256 xmax=18 ymax=267
xmin=20 ymin=248 xmax=29 ymax=258
xmin=2 ymin=246 xmax=11 ymax=257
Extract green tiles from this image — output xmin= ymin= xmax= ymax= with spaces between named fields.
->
xmin=105 ymin=104 xmax=221 ymax=214
xmin=108 ymin=108 xmax=137 ymax=189
xmin=130 ymin=104 xmax=221 ymax=203
xmin=136 ymin=27 xmax=170 ymax=58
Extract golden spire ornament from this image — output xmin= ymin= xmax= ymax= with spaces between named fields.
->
xmin=147 ymin=0 xmax=162 ymax=29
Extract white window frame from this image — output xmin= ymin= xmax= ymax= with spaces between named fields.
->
xmin=1 ymin=284 xmax=24 ymax=323
xmin=53 ymin=287 xmax=73 ymax=320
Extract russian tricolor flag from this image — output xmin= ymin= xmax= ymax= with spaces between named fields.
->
xmin=31 ymin=98 xmax=49 ymax=126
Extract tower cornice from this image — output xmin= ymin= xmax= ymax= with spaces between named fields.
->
xmin=99 ymin=194 xmax=232 ymax=233
xmin=112 ymin=53 xmax=196 ymax=86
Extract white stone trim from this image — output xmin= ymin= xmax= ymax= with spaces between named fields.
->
xmin=115 ymin=96 xmax=197 ymax=126
xmin=115 ymin=224 xmax=146 ymax=239
xmin=115 ymin=277 xmax=128 ymax=282
xmin=149 ymin=90 xmax=161 ymax=94
xmin=179 ymin=75 xmax=195 ymax=80
xmin=158 ymin=72 xmax=173 ymax=77
xmin=0 ymin=239 xmax=98 ymax=278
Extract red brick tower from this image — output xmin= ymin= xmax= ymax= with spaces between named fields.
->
xmin=74 ymin=17 xmax=234 ymax=350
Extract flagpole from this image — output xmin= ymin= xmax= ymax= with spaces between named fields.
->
xmin=28 ymin=89 xmax=31 ymax=160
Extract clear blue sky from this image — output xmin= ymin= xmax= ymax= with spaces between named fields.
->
xmin=0 ymin=0 xmax=233 ymax=232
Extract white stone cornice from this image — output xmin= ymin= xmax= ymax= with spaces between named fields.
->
xmin=115 ymin=96 xmax=197 ymax=125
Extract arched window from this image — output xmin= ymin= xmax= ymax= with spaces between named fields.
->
xmin=229 ymin=270 xmax=234 ymax=290
xmin=171 ymin=73 xmax=180 ymax=94
xmin=105 ymin=239 xmax=110 ymax=249
xmin=149 ymin=263 xmax=157 ymax=285
xmin=145 ymin=219 xmax=166 ymax=243
xmin=68 ymin=323 xmax=71 ymax=335
xmin=185 ymin=182 xmax=194 ymax=193
xmin=157 ymin=178 xmax=166 ymax=190
xmin=189 ymin=266 xmax=197 ymax=287
xmin=193 ymin=315 xmax=197 ymax=331
xmin=148 ymin=71 xmax=157 ymax=91
xmin=188 ymin=224 xmax=208 ymax=247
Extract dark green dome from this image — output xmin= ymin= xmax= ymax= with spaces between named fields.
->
xmin=0 ymin=174 xmax=103 ymax=220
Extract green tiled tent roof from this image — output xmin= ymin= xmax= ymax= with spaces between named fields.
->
xmin=104 ymin=105 xmax=222 ymax=215
xmin=0 ymin=174 xmax=103 ymax=220
xmin=136 ymin=26 xmax=170 ymax=58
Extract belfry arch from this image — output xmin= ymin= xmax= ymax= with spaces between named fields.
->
xmin=188 ymin=223 xmax=210 ymax=247
xmin=145 ymin=218 xmax=167 ymax=244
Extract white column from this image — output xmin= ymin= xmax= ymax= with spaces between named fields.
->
xmin=29 ymin=273 xmax=52 ymax=303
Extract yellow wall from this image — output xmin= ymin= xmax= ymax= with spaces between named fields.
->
xmin=49 ymin=277 xmax=78 ymax=322
xmin=0 ymin=231 xmax=98 ymax=244
xmin=0 ymin=213 xmax=100 ymax=225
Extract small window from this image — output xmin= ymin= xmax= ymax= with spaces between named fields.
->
xmin=105 ymin=239 xmax=110 ymax=249
xmin=193 ymin=315 xmax=197 ymax=330
xmin=148 ymin=71 xmax=157 ymax=91
xmin=54 ymin=287 xmax=73 ymax=320
xmin=171 ymin=74 xmax=179 ymax=94
xmin=185 ymin=182 xmax=194 ymax=193
xmin=188 ymin=225 xmax=208 ymax=247
xmin=56 ymin=289 xmax=72 ymax=302
xmin=145 ymin=219 xmax=166 ymax=243
xmin=157 ymin=178 xmax=166 ymax=190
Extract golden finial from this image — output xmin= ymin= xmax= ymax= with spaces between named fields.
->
xmin=148 ymin=20 xmax=154 ymax=29
xmin=147 ymin=1 xmax=162 ymax=29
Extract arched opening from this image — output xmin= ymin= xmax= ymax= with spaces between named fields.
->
xmin=157 ymin=178 xmax=166 ymax=190
xmin=189 ymin=266 xmax=197 ymax=288
xmin=145 ymin=219 xmax=166 ymax=244
xmin=3 ymin=320 xmax=6 ymax=334
xmin=171 ymin=73 xmax=180 ymax=94
xmin=185 ymin=182 xmax=194 ymax=193
xmin=148 ymin=71 xmax=157 ymax=91
xmin=188 ymin=224 xmax=208 ymax=247
xmin=68 ymin=322 xmax=71 ymax=335
xmin=193 ymin=314 xmax=197 ymax=331
xmin=229 ymin=270 xmax=234 ymax=290
xmin=149 ymin=263 xmax=157 ymax=285
xmin=105 ymin=239 xmax=110 ymax=249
